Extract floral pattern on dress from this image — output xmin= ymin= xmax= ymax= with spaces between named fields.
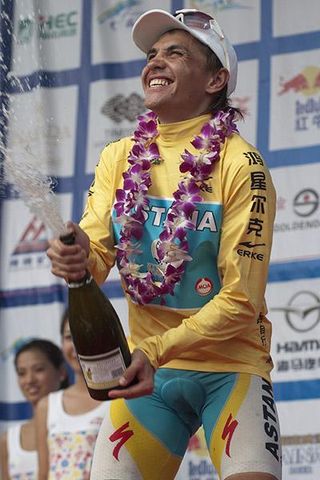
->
xmin=48 ymin=430 xmax=101 ymax=480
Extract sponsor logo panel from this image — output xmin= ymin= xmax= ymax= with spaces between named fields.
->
xmin=86 ymin=78 xmax=145 ymax=173
xmin=268 ymin=278 xmax=320 ymax=479
xmin=270 ymin=50 xmax=320 ymax=151
xmin=186 ymin=0 xmax=260 ymax=44
xmin=267 ymin=278 xmax=320 ymax=385
xmin=281 ymin=434 xmax=320 ymax=480
xmin=273 ymin=0 xmax=320 ymax=37
xmin=92 ymin=0 xmax=172 ymax=63
xmin=6 ymin=86 xmax=78 ymax=177
xmin=270 ymin=164 xmax=320 ymax=263
xmin=0 ymin=195 xmax=72 ymax=290
xmin=12 ymin=1 xmax=81 ymax=74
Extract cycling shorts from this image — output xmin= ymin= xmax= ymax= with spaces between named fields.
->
xmin=90 ymin=369 xmax=282 ymax=479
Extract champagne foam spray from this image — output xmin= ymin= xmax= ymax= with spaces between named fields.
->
xmin=1 ymin=142 xmax=67 ymax=237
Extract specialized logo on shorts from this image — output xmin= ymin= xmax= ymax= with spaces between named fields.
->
xmin=195 ymin=277 xmax=213 ymax=296
xmin=221 ymin=413 xmax=239 ymax=457
xmin=109 ymin=421 xmax=134 ymax=461
xmin=261 ymin=379 xmax=280 ymax=462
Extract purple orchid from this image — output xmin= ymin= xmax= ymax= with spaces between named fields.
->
xmin=173 ymin=180 xmax=202 ymax=216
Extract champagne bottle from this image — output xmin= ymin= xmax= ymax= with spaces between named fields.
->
xmin=61 ymin=232 xmax=132 ymax=400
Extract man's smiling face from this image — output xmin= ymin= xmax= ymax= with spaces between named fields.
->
xmin=141 ymin=29 xmax=217 ymax=123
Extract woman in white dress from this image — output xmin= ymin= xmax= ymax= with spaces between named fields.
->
xmin=0 ymin=338 xmax=68 ymax=479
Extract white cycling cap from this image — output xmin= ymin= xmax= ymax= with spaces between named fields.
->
xmin=132 ymin=8 xmax=237 ymax=96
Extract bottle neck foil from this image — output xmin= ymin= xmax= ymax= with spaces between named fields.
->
xmin=68 ymin=273 xmax=93 ymax=288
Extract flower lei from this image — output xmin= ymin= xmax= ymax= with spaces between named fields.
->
xmin=114 ymin=108 xmax=238 ymax=305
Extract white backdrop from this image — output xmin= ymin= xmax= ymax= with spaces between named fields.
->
xmin=1 ymin=1 xmax=320 ymax=479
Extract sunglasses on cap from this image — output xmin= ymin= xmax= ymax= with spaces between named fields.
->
xmin=174 ymin=9 xmax=231 ymax=72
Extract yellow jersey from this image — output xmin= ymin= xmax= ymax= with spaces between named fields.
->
xmin=80 ymin=114 xmax=276 ymax=381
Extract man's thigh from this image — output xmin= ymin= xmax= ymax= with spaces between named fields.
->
xmin=90 ymin=395 xmax=189 ymax=480
xmin=203 ymin=373 xmax=282 ymax=480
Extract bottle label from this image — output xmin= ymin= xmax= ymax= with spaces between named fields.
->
xmin=78 ymin=348 xmax=126 ymax=390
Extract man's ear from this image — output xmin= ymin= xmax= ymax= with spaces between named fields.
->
xmin=206 ymin=68 xmax=229 ymax=94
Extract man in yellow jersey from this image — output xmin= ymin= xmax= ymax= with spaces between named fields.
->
xmin=47 ymin=8 xmax=281 ymax=480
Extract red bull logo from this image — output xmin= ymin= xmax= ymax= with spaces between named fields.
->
xmin=279 ymin=66 xmax=320 ymax=96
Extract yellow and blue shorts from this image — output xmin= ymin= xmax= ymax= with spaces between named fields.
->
xmin=91 ymin=370 xmax=282 ymax=479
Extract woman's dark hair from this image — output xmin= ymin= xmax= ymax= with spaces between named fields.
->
xmin=14 ymin=338 xmax=69 ymax=389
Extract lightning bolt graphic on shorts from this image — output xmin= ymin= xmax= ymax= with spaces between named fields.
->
xmin=109 ymin=421 xmax=134 ymax=461
xmin=221 ymin=413 xmax=239 ymax=457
